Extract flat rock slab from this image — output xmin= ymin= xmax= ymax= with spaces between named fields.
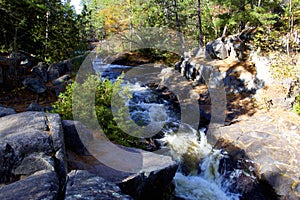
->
xmin=210 ymin=109 xmax=300 ymax=199
xmin=65 ymin=170 xmax=132 ymax=200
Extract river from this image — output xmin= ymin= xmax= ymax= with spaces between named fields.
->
xmin=92 ymin=58 xmax=254 ymax=200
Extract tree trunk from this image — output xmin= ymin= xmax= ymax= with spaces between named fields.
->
xmin=128 ymin=0 xmax=133 ymax=51
xmin=13 ymin=27 xmax=18 ymax=52
xmin=1 ymin=24 xmax=8 ymax=49
xmin=197 ymin=0 xmax=204 ymax=47
xmin=173 ymin=0 xmax=186 ymax=54
xmin=289 ymin=0 xmax=293 ymax=32
xmin=258 ymin=0 xmax=262 ymax=7
xmin=45 ymin=7 xmax=50 ymax=58
xmin=129 ymin=21 xmax=132 ymax=51
xmin=222 ymin=24 xmax=228 ymax=37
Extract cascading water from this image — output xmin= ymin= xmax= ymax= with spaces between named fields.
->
xmin=93 ymin=60 xmax=255 ymax=200
xmin=161 ymin=125 xmax=241 ymax=200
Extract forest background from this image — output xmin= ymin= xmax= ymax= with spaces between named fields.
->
xmin=0 ymin=0 xmax=299 ymax=63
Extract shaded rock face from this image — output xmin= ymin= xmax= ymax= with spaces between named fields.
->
xmin=48 ymin=60 xmax=73 ymax=81
xmin=32 ymin=62 xmax=48 ymax=82
xmin=0 ymin=112 xmax=66 ymax=199
xmin=0 ymin=170 xmax=59 ymax=200
xmin=0 ymin=143 xmax=16 ymax=183
xmin=205 ymin=38 xmax=228 ymax=60
xmin=65 ymin=170 xmax=132 ymax=200
xmin=0 ymin=104 xmax=16 ymax=117
xmin=26 ymin=102 xmax=45 ymax=112
xmin=22 ymin=76 xmax=47 ymax=94
xmin=62 ymin=120 xmax=89 ymax=155
xmin=117 ymin=163 xmax=178 ymax=200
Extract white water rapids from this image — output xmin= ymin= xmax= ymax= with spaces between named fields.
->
xmin=93 ymin=60 xmax=243 ymax=200
xmin=161 ymin=124 xmax=240 ymax=200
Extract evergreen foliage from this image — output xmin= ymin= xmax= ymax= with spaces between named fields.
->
xmin=0 ymin=0 xmax=90 ymax=62
xmin=51 ymin=74 xmax=144 ymax=148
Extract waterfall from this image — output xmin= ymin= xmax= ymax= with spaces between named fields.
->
xmin=161 ymin=125 xmax=240 ymax=200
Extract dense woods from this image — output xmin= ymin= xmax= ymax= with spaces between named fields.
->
xmin=1 ymin=0 xmax=299 ymax=62
xmin=0 ymin=0 xmax=90 ymax=63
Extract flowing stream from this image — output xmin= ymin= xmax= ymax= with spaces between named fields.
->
xmin=93 ymin=59 xmax=254 ymax=200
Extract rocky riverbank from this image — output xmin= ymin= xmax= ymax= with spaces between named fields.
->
xmin=0 ymin=111 xmax=178 ymax=200
xmin=171 ymin=38 xmax=300 ymax=199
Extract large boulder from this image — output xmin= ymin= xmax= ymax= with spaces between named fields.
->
xmin=47 ymin=60 xmax=73 ymax=81
xmin=0 ymin=112 xmax=66 ymax=198
xmin=205 ymin=38 xmax=228 ymax=60
xmin=32 ymin=62 xmax=48 ymax=82
xmin=117 ymin=160 xmax=178 ymax=200
xmin=65 ymin=170 xmax=132 ymax=200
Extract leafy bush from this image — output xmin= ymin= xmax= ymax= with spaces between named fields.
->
xmin=293 ymin=94 xmax=300 ymax=115
xmin=269 ymin=52 xmax=300 ymax=80
xmin=51 ymin=75 xmax=144 ymax=148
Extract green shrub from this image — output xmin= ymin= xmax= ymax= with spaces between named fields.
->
xmin=293 ymin=94 xmax=300 ymax=115
xmin=51 ymin=75 xmax=144 ymax=148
